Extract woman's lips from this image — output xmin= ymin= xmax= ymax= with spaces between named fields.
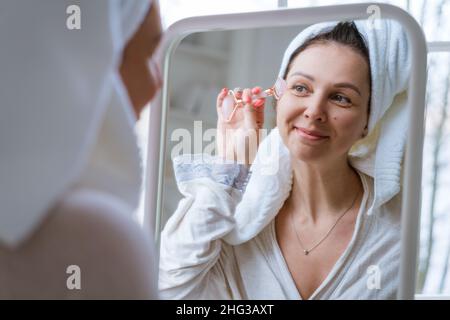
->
xmin=294 ymin=127 xmax=329 ymax=141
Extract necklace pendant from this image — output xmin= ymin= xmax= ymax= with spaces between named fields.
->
xmin=304 ymin=250 xmax=309 ymax=256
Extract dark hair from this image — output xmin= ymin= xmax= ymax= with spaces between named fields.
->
xmin=283 ymin=21 xmax=370 ymax=80
xmin=282 ymin=21 xmax=371 ymax=113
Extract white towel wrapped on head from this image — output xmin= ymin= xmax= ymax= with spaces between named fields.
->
xmin=0 ymin=0 xmax=152 ymax=247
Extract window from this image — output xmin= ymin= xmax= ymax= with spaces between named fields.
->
xmin=418 ymin=51 xmax=450 ymax=296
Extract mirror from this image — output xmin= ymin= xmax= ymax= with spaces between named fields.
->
xmin=148 ymin=5 xmax=428 ymax=300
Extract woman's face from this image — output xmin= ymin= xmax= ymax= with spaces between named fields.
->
xmin=276 ymin=42 xmax=370 ymax=166
xmin=120 ymin=2 xmax=162 ymax=117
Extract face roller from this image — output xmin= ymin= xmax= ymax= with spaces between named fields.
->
xmin=222 ymin=77 xmax=287 ymax=122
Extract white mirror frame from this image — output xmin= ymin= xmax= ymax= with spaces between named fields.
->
xmin=144 ymin=3 xmax=428 ymax=300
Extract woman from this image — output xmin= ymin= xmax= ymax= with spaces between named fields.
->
xmin=159 ymin=20 xmax=411 ymax=299
xmin=0 ymin=0 xmax=162 ymax=298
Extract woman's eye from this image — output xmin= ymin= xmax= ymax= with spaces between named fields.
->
xmin=291 ymin=85 xmax=308 ymax=95
xmin=332 ymin=94 xmax=352 ymax=106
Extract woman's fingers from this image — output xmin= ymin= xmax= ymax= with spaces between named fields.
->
xmin=253 ymin=98 xmax=265 ymax=108
xmin=217 ymin=87 xmax=228 ymax=109
xmin=242 ymin=87 xmax=265 ymax=126
xmin=234 ymin=87 xmax=243 ymax=100
xmin=242 ymin=88 xmax=252 ymax=107
xmin=217 ymin=86 xmax=265 ymax=125
xmin=216 ymin=86 xmax=264 ymax=164
xmin=242 ymin=88 xmax=256 ymax=123
xmin=216 ymin=87 xmax=229 ymax=121
xmin=251 ymin=86 xmax=265 ymax=108
xmin=251 ymin=86 xmax=262 ymax=97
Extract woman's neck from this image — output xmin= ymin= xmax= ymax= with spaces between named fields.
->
xmin=287 ymin=156 xmax=363 ymax=224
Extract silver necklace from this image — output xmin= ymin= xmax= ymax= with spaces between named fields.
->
xmin=289 ymin=190 xmax=360 ymax=256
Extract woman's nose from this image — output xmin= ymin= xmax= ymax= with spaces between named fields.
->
xmin=303 ymin=96 xmax=327 ymax=122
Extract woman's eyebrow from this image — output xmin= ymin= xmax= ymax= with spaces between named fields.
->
xmin=289 ymin=71 xmax=362 ymax=96
xmin=334 ymin=83 xmax=362 ymax=96
xmin=289 ymin=71 xmax=314 ymax=81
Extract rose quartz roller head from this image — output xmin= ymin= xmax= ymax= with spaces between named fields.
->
xmin=222 ymin=77 xmax=287 ymax=122
xmin=256 ymin=77 xmax=287 ymax=100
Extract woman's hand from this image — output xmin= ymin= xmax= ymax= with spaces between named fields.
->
xmin=216 ymin=87 xmax=265 ymax=165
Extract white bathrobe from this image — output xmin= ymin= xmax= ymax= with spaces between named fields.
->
xmin=159 ymin=19 xmax=411 ymax=299
xmin=159 ymin=152 xmax=401 ymax=299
